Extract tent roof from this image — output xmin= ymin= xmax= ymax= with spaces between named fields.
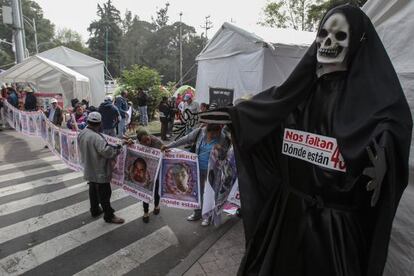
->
xmin=197 ymin=22 xmax=315 ymax=61
xmin=0 ymin=55 xmax=89 ymax=83
xmin=38 ymin=46 xmax=104 ymax=67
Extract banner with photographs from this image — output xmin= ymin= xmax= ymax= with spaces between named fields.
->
xmin=226 ymin=179 xmax=240 ymax=207
xmin=4 ymin=103 xmax=14 ymax=126
xmin=105 ymin=135 xmax=126 ymax=187
xmin=159 ymin=149 xmax=200 ymax=210
xmin=202 ymin=146 xmax=238 ymax=222
xmin=27 ymin=112 xmax=38 ymax=136
xmin=123 ymin=143 xmax=162 ymax=203
xmin=20 ymin=112 xmax=29 ymax=135
xmin=60 ymin=129 xmax=82 ymax=171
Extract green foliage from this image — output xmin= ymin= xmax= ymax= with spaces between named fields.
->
xmin=152 ymin=2 xmax=170 ymax=30
xmin=53 ymin=28 xmax=90 ymax=54
xmin=260 ymin=0 xmax=368 ymax=31
xmin=87 ymin=0 xmax=123 ymax=77
xmin=0 ymin=0 xmax=55 ymax=67
xmin=120 ymin=65 xmax=167 ymax=120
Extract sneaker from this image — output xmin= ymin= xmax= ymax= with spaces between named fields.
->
xmin=187 ymin=213 xmax=202 ymax=221
xmin=106 ymin=216 xmax=125 ymax=224
xmin=153 ymin=207 xmax=160 ymax=215
xmin=201 ymin=218 xmax=210 ymax=227
xmin=142 ymin=213 xmax=150 ymax=223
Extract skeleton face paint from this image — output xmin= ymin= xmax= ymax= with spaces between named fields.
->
xmin=316 ymin=13 xmax=349 ymax=64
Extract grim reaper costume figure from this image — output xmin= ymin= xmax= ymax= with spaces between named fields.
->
xmin=200 ymin=4 xmax=412 ymax=276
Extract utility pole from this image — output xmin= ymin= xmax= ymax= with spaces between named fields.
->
xmin=32 ymin=18 xmax=38 ymax=54
xmin=179 ymin=12 xmax=183 ymax=86
xmin=11 ymin=0 xmax=25 ymax=63
xmin=201 ymin=15 xmax=213 ymax=40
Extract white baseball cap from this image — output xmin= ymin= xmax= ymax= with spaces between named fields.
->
xmin=87 ymin=112 xmax=102 ymax=123
xmin=50 ymin=98 xmax=58 ymax=104
xmin=104 ymin=95 xmax=113 ymax=101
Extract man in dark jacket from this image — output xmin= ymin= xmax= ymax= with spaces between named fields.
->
xmin=158 ymin=96 xmax=170 ymax=141
xmin=137 ymin=88 xmax=148 ymax=126
xmin=98 ymin=95 xmax=120 ymax=137
xmin=24 ymin=87 xmax=37 ymax=111
xmin=7 ymin=87 xmax=19 ymax=108
xmin=114 ymin=91 xmax=128 ymax=137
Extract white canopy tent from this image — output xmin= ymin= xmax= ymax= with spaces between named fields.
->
xmin=38 ymin=46 xmax=105 ymax=106
xmin=363 ymin=1 xmax=414 ymax=275
xmin=0 ymin=55 xmax=90 ymax=108
xmin=195 ymin=22 xmax=315 ymax=104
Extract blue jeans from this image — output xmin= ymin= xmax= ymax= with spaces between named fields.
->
xmin=139 ymin=106 xmax=148 ymax=126
xmin=117 ymin=118 xmax=126 ymax=138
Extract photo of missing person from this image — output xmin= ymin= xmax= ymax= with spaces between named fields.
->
xmin=40 ymin=116 xmax=47 ymax=139
xmin=161 ymin=160 xmax=198 ymax=202
xmin=124 ymin=148 xmax=160 ymax=194
xmin=68 ymin=136 xmax=80 ymax=165
xmin=14 ymin=112 xmax=21 ymax=132
xmin=54 ymin=129 xmax=61 ymax=154
xmin=47 ymin=125 xmax=53 ymax=147
xmin=28 ymin=115 xmax=36 ymax=134
xmin=61 ymin=133 xmax=69 ymax=161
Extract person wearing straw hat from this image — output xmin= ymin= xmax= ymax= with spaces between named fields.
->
xmin=24 ymin=86 xmax=37 ymax=111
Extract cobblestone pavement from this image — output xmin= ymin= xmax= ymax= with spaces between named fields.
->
xmin=184 ymin=220 xmax=245 ymax=276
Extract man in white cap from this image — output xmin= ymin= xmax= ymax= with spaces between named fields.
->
xmin=98 ymin=95 xmax=120 ymax=137
xmin=78 ymin=111 xmax=125 ymax=224
xmin=44 ymin=98 xmax=63 ymax=126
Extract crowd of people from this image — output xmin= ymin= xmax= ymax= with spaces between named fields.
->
xmin=1 ymin=82 xmax=232 ymax=227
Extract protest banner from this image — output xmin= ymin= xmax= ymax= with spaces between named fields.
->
xmin=282 ymin=128 xmax=347 ymax=172
xmin=104 ymin=135 xmax=126 ymax=187
xmin=227 ymin=179 xmax=240 ymax=207
xmin=13 ymin=110 xmax=21 ymax=132
xmin=53 ymin=125 xmax=61 ymax=156
xmin=123 ymin=143 xmax=162 ymax=203
xmin=5 ymin=103 xmax=14 ymax=126
xmin=20 ymin=112 xmax=29 ymax=134
xmin=159 ymin=149 xmax=200 ymax=209
xmin=67 ymin=131 xmax=81 ymax=171
xmin=27 ymin=112 xmax=38 ymax=136
xmin=203 ymin=146 xmax=238 ymax=222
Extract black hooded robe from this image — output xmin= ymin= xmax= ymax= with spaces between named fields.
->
xmin=225 ymin=5 xmax=412 ymax=276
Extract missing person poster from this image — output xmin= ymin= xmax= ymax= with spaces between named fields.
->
xmin=64 ymin=130 xmax=82 ymax=171
xmin=159 ymin=149 xmax=200 ymax=209
xmin=209 ymin=87 xmax=234 ymax=107
xmin=105 ymin=135 xmax=126 ymax=187
xmin=27 ymin=112 xmax=38 ymax=136
xmin=203 ymin=146 xmax=238 ymax=219
xmin=5 ymin=102 xmax=14 ymax=126
xmin=20 ymin=112 xmax=29 ymax=134
xmin=123 ymin=143 xmax=162 ymax=203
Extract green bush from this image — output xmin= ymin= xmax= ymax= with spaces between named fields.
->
xmin=120 ymin=65 xmax=168 ymax=120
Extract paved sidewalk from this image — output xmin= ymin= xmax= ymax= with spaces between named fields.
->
xmin=183 ymin=220 xmax=245 ymax=276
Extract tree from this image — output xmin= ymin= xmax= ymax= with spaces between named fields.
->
xmin=0 ymin=0 xmax=55 ymax=67
xmin=260 ymin=0 xmax=368 ymax=32
xmin=307 ymin=0 xmax=368 ymax=29
xmin=87 ymin=0 xmax=122 ymax=77
xmin=54 ymin=28 xmax=90 ymax=54
xmin=120 ymin=65 xmax=167 ymax=119
xmin=152 ymin=2 xmax=170 ymax=30
xmin=259 ymin=0 xmax=315 ymax=31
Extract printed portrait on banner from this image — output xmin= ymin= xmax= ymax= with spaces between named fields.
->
xmin=6 ymin=104 xmax=14 ymax=126
xmin=160 ymin=150 xmax=200 ymax=209
xmin=46 ymin=121 xmax=53 ymax=147
xmin=60 ymin=131 xmax=70 ymax=162
xmin=123 ymin=143 xmax=162 ymax=203
xmin=40 ymin=114 xmax=47 ymax=140
xmin=28 ymin=113 xmax=37 ymax=135
xmin=67 ymin=132 xmax=81 ymax=170
xmin=14 ymin=111 xmax=21 ymax=132
xmin=54 ymin=127 xmax=61 ymax=155
xmin=21 ymin=112 xmax=28 ymax=134
xmin=104 ymin=135 xmax=126 ymax=187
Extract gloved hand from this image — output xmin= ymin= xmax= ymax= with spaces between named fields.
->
xmin=362 ymin=139 xmax=387 ymax=207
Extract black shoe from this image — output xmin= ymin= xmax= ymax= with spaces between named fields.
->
xmin=143 ymin=213 xmax=150 ymax=223
xmin=91 ymin=208 xmax=103 ymax=218
xmin=187 ymin=212 xmax=202 ymax=221
xmin=153 ymin=207 xmax=160 ymax=215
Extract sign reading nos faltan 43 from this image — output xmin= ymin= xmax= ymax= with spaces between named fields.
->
xmin=282 ymin=128 xmax=346 ymax=172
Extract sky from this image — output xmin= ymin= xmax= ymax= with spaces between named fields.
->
xmin=35 ymin=0 xmax=270 ymax=42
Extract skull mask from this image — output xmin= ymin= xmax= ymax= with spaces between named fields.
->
xmin=316 ymin=13 xmax=350 ymax=64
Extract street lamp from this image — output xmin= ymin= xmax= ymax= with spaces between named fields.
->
xmin=23 ymin=16 xmax=38 ymax=54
